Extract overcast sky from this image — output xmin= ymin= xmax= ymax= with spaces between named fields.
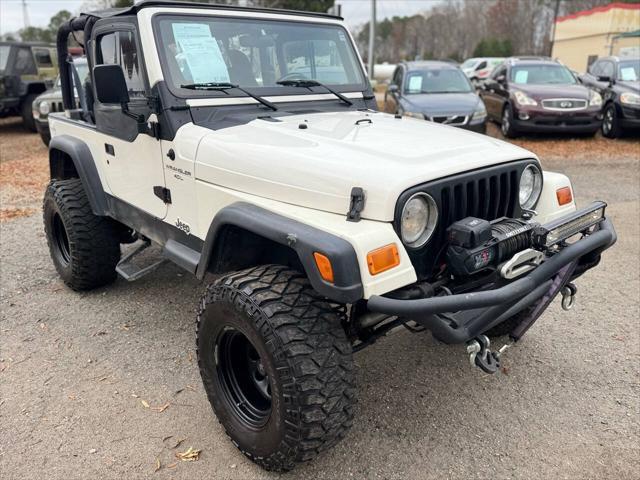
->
xmin=0 ymin=0 xmax=440 ymax=36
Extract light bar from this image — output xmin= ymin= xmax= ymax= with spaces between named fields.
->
xmin=533 ymin=201 xmax=607 ymax=248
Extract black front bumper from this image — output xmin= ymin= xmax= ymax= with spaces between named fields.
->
xmin=367 ymin=212 xmax=616 ymax=344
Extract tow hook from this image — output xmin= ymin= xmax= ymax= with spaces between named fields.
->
xmin=561 ymin=282 xmax=577 ymax=311
xmin=466 ymin=335 xmax=501 ymax=374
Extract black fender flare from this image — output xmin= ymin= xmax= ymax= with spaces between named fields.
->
xmin=49 ymin=135 xmax=108 ymax=216
xmin=196 ymin=202 xmax=364 ymax=304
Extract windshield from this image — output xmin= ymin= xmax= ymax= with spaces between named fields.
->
xmin=461 ymin=59 xmax=479 ymax=69
xmin=404 ymin=68 xmax=473 ymax=94
xmin=0 ymin=46 xmax=10 ymax=73
xmin=155 ymin=16 xmax=365 ymax=92
xmin=56 ymin=61 xmax=90 ymax=88
xmin=618 ymin=60 xmax=640 ymax=81
xmin=510 ymin=64 xmax=577 ymax=85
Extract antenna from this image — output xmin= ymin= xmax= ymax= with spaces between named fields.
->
xmin=367 ymin=0 xmax=376 ymax=79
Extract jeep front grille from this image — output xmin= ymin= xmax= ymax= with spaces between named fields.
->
xmin=395 ymin=160 xmax=536 ymax=279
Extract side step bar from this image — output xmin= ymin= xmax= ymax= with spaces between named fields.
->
xmin=116 ymin=240 xmax=167 ymax=282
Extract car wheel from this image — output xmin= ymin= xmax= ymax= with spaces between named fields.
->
xmin=21 ymin=94 xmax=38 ymax=132
xmin=501 ymin=104 xmax=518 ymax=138
xmin=197 ymin=265 xmax=355 ymax=472
xmin=43 ymin=179 xmax=121 ymax=290
xmin=602 ymin=103 xmax=621 ymax=138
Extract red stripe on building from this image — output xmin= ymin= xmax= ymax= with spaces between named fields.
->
xmin=556 ymin=2 xmax=640 ymax=23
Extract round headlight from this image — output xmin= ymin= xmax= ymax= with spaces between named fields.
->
xmin=38 ymin=101 xmax=50 ymax=115
xmin=519 ymin=164 xmax=543 ymax=210
xmin=401 ymin=193 xmax=438 ymax=248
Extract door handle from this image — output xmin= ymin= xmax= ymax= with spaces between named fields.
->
xmin=105 ymin=144 xmax=115 ymax=156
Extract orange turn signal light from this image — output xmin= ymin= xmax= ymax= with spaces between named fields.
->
xmin=367 ymin=244 xmax=400 ymax=275
xmin=313 ymin=252 xmax=334 ymax=283
xmin=556 ymin=186 xmax=573 ymax=206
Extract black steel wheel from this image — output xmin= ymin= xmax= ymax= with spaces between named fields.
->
xmin=197 ymin=265 xmax=355 ymax=472
xmin=216 ymin=327 xmax=272 ymax=429
xmin=43 ymin=179 xmax=121 ymax=290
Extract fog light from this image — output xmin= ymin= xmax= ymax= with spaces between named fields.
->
xmin=367 ymin=244 xmax=400 ymax=275
xmin=518 ymin=112 xmax=530 ymax=121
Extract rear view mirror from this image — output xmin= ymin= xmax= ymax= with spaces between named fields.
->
xmin=388 ymin=84 xmax=399 ymax=94
xmin=597 ymin=75 xmax=612 ymax=83
xmin=496 ymin=75 xmax=506 ymax=84
xmin=94 ymin=64 xmax=130 ymax=105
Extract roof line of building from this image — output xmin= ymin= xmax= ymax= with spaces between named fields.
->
xmin=556 ymin=2 xmax=640 ymax=23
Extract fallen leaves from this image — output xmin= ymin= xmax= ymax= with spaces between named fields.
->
xmin=139 ymin=398 xmax=171 ymax=412
xmin=175 ymin=446 xmax=201 ymax=462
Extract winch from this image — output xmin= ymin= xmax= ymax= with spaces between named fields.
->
xmin=446 ymin=216 xmax=538 ymax=277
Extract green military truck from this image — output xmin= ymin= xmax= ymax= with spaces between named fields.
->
xmin=0 ymin=41 xmax=58 ymax=131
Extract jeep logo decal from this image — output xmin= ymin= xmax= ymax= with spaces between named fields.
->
xmin=175 ymin=218 xmax=191 ymax=234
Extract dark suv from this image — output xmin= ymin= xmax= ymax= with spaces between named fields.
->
xmin=384 ymin=61 xmax=488 ymax=133
xmin=0 ymin=42 xmax=58 ymax=131
xmin=580 ymin=56 xmax=640 ymax=138
xmin=480 ymin=58 xmax=602 ymax=137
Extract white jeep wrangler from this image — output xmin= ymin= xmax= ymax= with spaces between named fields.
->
xmin=46 ymin=1 xmax=615 ymax=471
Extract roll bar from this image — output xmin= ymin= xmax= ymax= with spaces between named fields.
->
xmin=56 ymin=15 xmax=97 ymax=111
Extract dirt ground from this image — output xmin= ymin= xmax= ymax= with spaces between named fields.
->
xmin=0 ymin=118 xmax=639 ymax=479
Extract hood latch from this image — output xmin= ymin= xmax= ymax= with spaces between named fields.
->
xmin=347 ymin=187 xmax=365 ymax=222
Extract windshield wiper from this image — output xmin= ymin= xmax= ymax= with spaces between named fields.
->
xmin=276 ymin=79 xmax=353 ymax=106
xmin=180 ymin=82 xmax=277 ymax=111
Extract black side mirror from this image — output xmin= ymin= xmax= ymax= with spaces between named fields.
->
xmin=388 ymin=84 xmax=399 ymax=94
xmin=496 ymin=75 xmax=506 ymax=84
xmin=94 ymin=64 xmax=130 ymax=105
xmin=597 ymin=75 xmax=612 ymax=83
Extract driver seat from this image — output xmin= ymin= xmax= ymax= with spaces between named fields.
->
xmin=228 ymin=49 xmax=258 ymax=86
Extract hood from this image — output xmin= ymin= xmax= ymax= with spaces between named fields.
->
xmin=36 ymin=87 xmax=63 ymax=102
xmin=401 ymin=92 xmax=481 ymax=116
xmin=512 ymin=83 xmax=590 ymax=101
xmin=192 ymin=110 xmax=535 ymax=221
xmin=617 ymin=80 xmax=640 ymax=93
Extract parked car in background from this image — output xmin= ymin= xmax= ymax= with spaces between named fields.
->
xmin=0 ymin=41 xmax=57 ymax=131
xmin=579 ymin=56 xmax=640 ymax=138
xmin=480 ymin=57 xmax=603 ymax=137
xmin=384 ymin=61 xmax=487 ymax=133
xmin=32 ymin=57 xmax=90 ymax=145
xmin=461 ymin=57 xmax=505 ymax=86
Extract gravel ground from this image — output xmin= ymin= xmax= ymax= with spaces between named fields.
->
xmin=1 ymin=122 xmax=639 ymax=479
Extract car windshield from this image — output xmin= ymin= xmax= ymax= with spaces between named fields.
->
xmin=618 ymin=60 xmax=639 ymax=81
xmin=510 ymin=64 xmax=576 ymax=85
xmin=155 ymin=16 xmax=365 ymax=92
xmin=461 ymin=59 xmax=479 ymax=69
xmin=56 ymin=61 xmax=90 ymax=88
xmin=0 ymin=46 xmax=10 ymax=73
xmin=404 ymin=68 xmax=472 ymax=94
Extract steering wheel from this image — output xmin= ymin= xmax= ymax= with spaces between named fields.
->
xmin=277 ymin=72 xmax=310 ymax=82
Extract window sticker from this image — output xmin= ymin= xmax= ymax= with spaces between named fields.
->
xmin=408 ymin=75 xmax=422 ymax=92
xmin=619 ymin=67 xmax=638 ymax=81
xmin=514 ymin=70 xmax=528 ymax=84
xmin=172 ymin=23 xmax=230 ymax=84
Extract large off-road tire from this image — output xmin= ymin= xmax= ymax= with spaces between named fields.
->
xmin=601 ymin=103 xmax=622 ymax=138
xmin=21 ymin=94 xmax=38 ymax=132
xmin=197 ymin=265 xmax=355 ymax=472
xmin=43 ymin=179 xmax=121 ymax=290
